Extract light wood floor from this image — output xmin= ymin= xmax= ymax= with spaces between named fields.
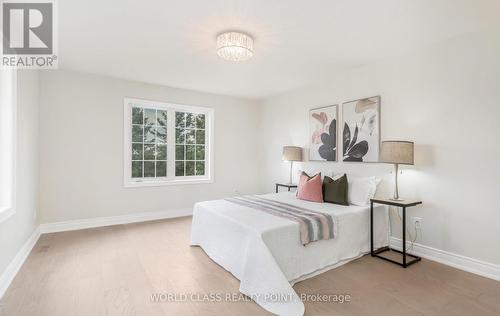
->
xmin=1 ymin=216 xmax=499 ymax=316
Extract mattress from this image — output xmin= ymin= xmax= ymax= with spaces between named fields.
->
xmin=190 ymin=192 xmax=389 ymax=316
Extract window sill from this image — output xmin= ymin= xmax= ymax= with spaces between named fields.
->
xmin=124 ymin=178 xmax=213 ymax=188
xmin=0 ymin=207 xmax=15 ymax=223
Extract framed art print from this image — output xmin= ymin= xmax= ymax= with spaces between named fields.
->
xmin=309 ymin=105 xmax=338 ymax=161
xmin=342 ymin=96 xmax=380 ymax=162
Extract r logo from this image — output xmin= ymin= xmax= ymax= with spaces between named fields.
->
xmin=2 ymin=2 xmax=53 ymax=54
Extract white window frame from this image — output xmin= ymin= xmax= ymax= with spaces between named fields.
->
xmin=0 ymin=69 xmax=17 ymax=222
xmin=123 ymin=97 xmax=214 ymax=188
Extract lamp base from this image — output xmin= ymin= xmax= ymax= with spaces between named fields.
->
xmin=392 ymin=164 xmax=401 ymax=201
xmin=389 ymin=197 xmax=404 ymax=201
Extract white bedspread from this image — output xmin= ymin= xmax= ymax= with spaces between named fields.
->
xmin=190 ymin=192 xmax=389 ymax=316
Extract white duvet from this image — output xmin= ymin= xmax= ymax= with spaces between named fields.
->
xmin=190 ymin=192 xmax=389 ymax=316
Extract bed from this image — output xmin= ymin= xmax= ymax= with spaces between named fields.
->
xmin=190 ymin=192 xmax=389 ymax=316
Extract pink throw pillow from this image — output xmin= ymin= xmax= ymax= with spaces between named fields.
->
xmin=297 ymin=172 xmax=323 ymax=203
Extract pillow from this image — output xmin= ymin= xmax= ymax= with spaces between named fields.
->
xmin=348 ymin=176 xmax=381 ymax=206
xmin=297 ymin=172 xmax=323 ymax=203
xmin=323 ymin=174 xmax=349 ymax=205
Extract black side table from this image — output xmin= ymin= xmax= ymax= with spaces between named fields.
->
xmin=275 ymin=183 xmax=297 ymax=193
xmin=370 ymin=198 xmax=422 ymax=268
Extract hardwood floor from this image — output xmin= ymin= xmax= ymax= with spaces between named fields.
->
xmin=1 ymin=216 xmax=499 ymax=316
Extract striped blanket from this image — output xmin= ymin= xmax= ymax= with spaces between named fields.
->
xmin=225 ymin=195 xmax=334 ymax=245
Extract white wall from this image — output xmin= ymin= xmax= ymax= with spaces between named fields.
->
xmin=0 ymin=71 xmax=40 ymax=278
xmin=257 ymin=28 xmax=500 ymax=265
xmin=39 ymin=70 xmax=261 ymax=223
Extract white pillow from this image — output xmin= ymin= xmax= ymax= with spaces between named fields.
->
xmin=348 ymin=176 xmax=381 ymax=206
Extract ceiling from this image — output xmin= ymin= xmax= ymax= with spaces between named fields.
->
xmin=59 ymin=0 xmax=500 ymax=100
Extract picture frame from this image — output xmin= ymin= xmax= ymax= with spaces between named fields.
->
xmin=341 ymin=96 xmax=381 ymax=162
xmin=309 ymin=104 xmax=338 ymax=161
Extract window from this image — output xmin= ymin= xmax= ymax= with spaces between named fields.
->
xmin=0 ymin=69 xmax=16 ymax=222
xmin=130 ymin=107 xmax=168 ymax=179
xmin=174 ymin=112 xmax=206 ymax=177
xmin=124 ymin=98 xmax=213 ymax=187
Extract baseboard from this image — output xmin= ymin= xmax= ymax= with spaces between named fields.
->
xmin=0 ymin=226 xmax=41 ymax=298
xmin=390 ymin=237 xmax=500 ymax=281
xmin=39 ymin=208 xmax=193 ymax=234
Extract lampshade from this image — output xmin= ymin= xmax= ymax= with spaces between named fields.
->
xmin=216 ymin=32 xmax=254 ymax=62
xmin=282 ymin=146 xmax=303 ymax=162
xmin=380 ymin=141 xmax=414 ymax=165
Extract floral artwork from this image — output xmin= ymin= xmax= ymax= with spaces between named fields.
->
xmin=342 ymin=96 xmax=380 ymax=162
xmin=309 ymin=105 xmax=338 ymax=161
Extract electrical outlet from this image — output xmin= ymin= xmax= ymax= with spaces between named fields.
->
xmin=412 ymin=217 xmax=422 ymax=229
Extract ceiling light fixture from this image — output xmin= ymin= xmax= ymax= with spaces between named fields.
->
xmin=216 ymin=31 xmax=254 ymax=62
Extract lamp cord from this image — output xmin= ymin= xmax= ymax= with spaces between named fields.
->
xmin=388 ymin=207 xmax=418 ymax=252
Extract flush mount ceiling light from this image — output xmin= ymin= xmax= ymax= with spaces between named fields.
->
xmin=216 ymin=31 xmax=254 ymax=62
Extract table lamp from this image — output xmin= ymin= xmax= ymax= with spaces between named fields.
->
xmin=380 ymin=141 xmax=414 ymax=200
xmin=282 ymin=146 xmax=303 ymax=184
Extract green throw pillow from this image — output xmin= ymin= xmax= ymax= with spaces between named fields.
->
xmin=323 ymin=174 xmax=349 ymax=205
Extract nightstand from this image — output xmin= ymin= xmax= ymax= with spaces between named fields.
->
xmin=370 ymin=198 xmax=423 ymax=268
xmin=275 ymin=183 xmax=297 ymax=193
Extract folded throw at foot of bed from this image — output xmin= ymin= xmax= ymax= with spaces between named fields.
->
xmin=225 ymin=195 xmax=334 ymax=245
